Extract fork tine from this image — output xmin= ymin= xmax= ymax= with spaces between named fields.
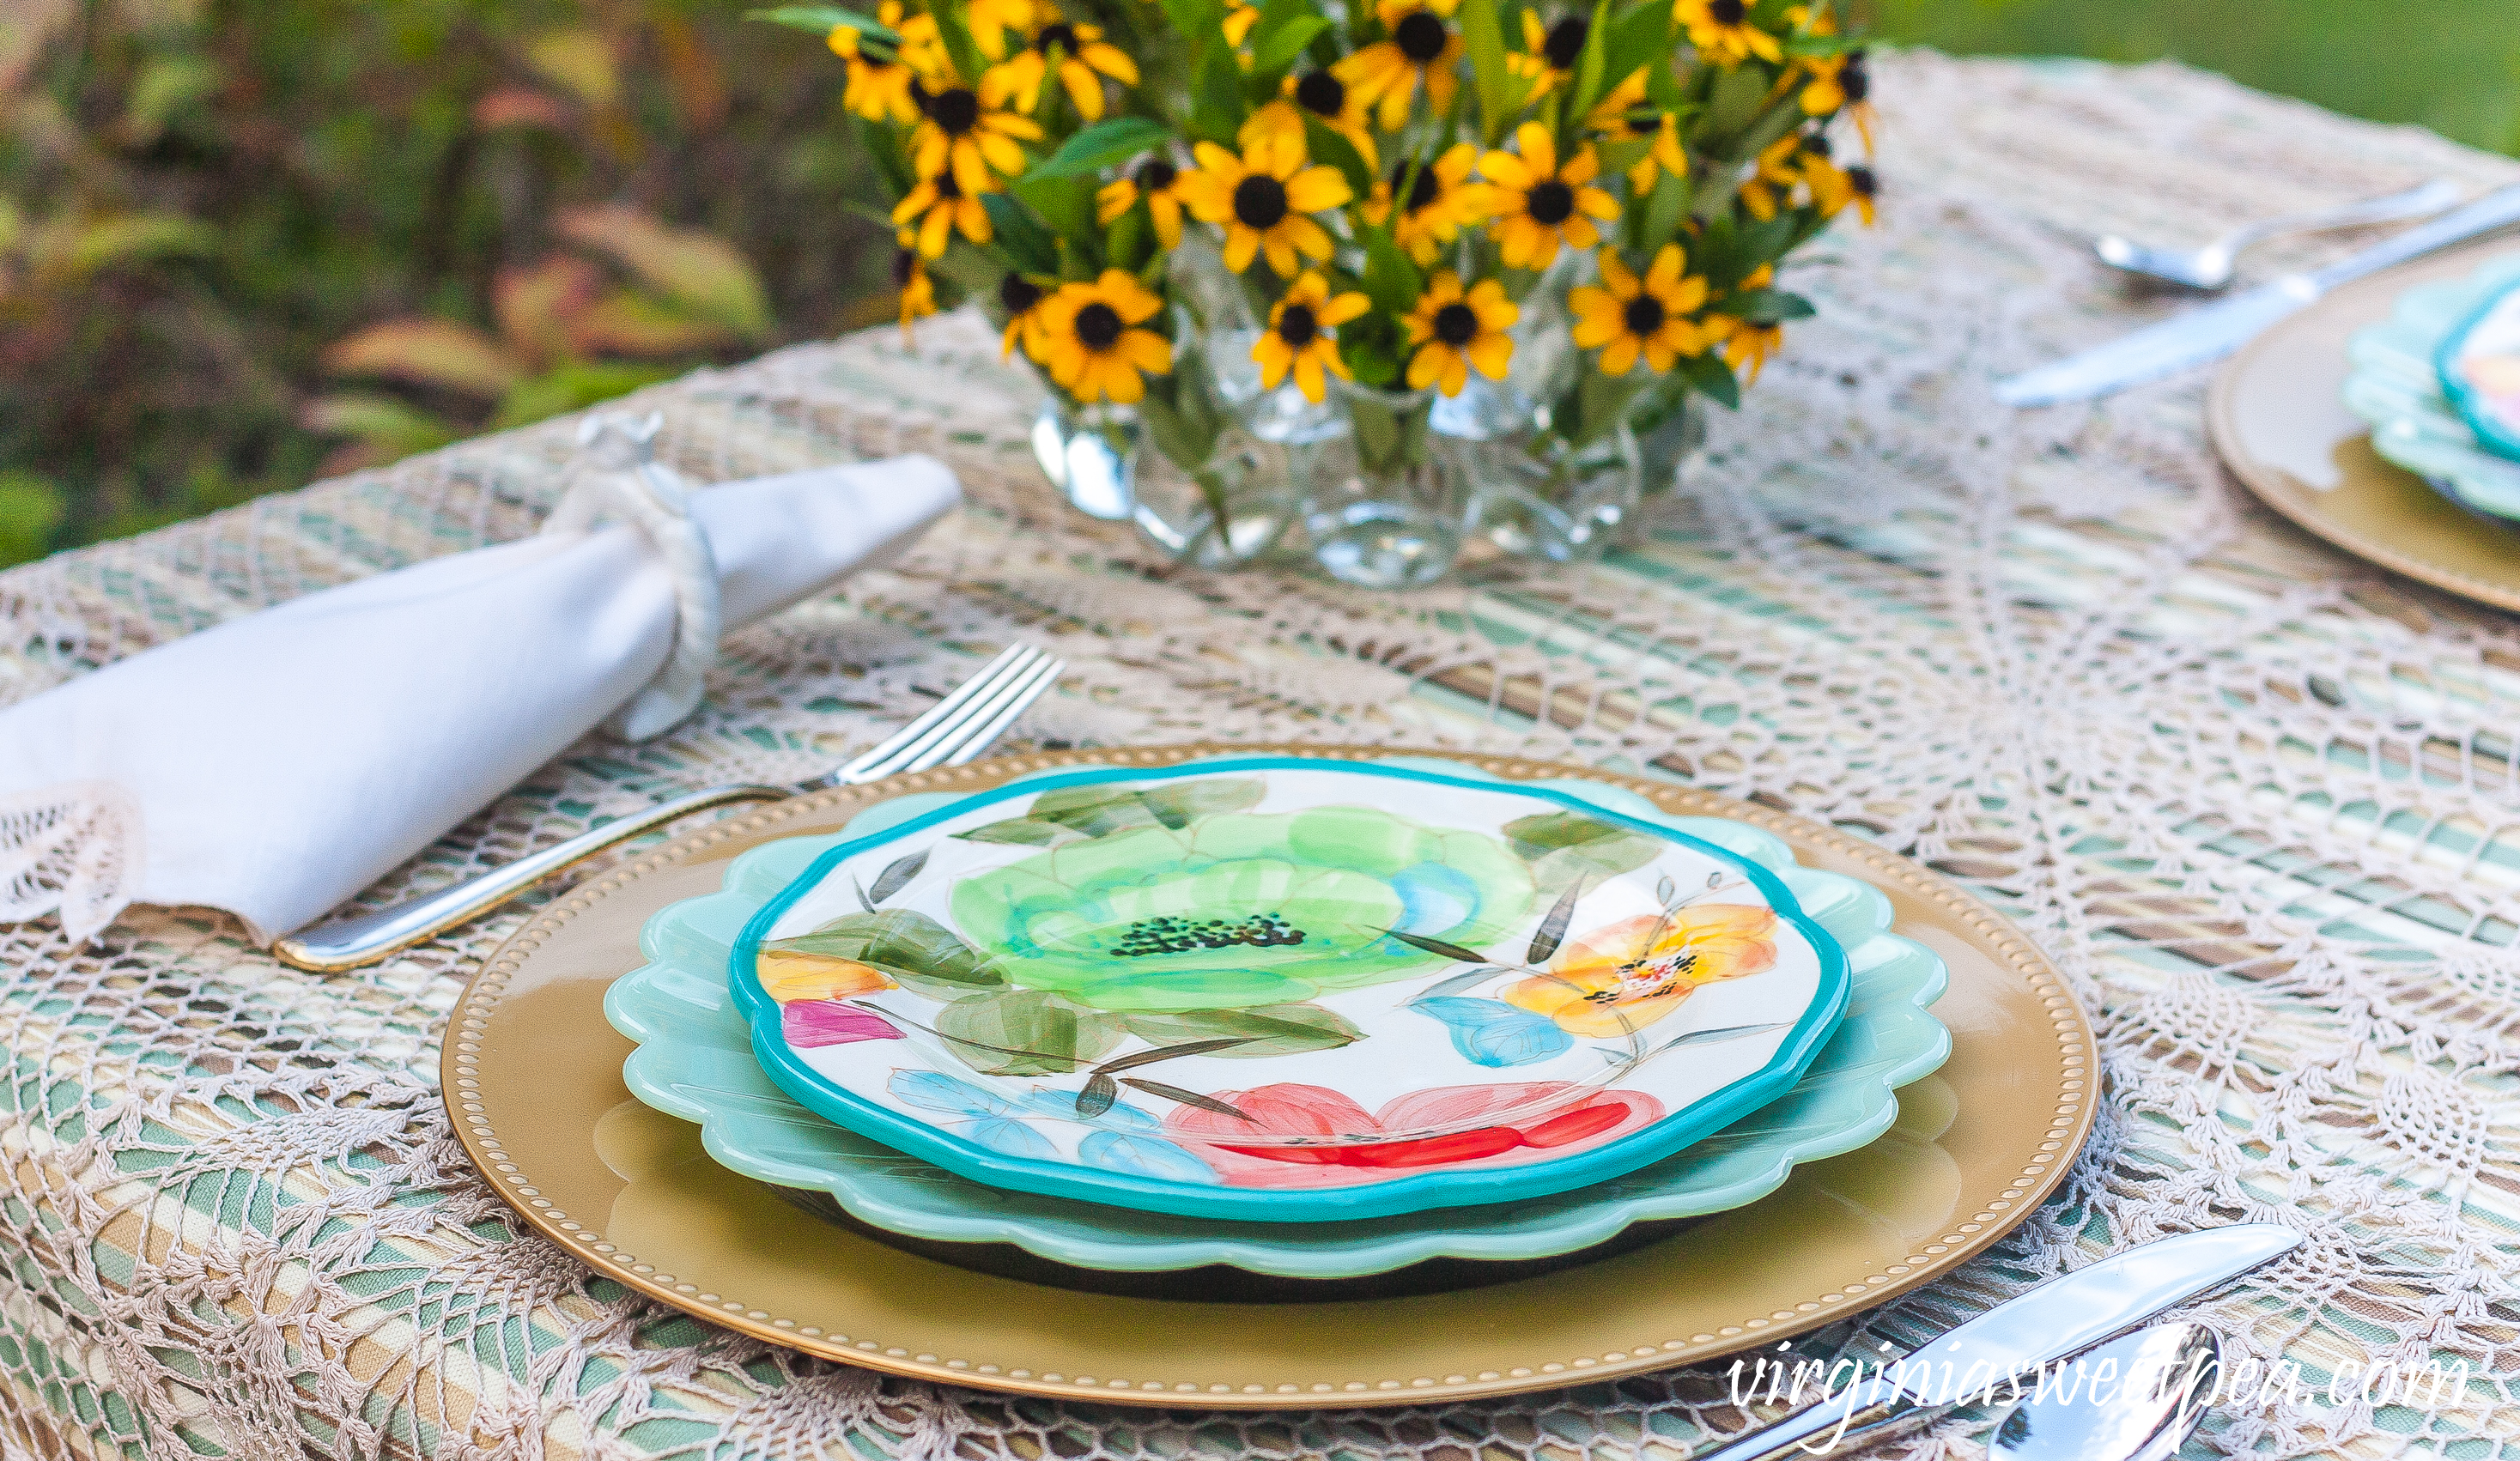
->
xmin=835 ymin=644 xmax=1038 ymax=782
xmin=940 ymin=658 xmax=1063 ymax=768
xmin=906 ymin=655 xmax=1062 ymax=773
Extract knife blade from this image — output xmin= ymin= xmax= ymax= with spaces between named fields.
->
xmin=1995 ymin=184 xmax=2520 ymax=407
xmin=1690 ymin=1224 xmax=2302 ymax=1461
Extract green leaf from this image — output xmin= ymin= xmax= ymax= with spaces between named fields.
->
xmin=1190 ymin=41 xmax=1248 ymax=143
xmin=1503 ymin=810 xmax=1663 ymax=892
xmin=1120 ymin=1078 xmax=1254 ymax=1121
xmin=1721 ymin=288 xmax=1817 ymax=326
xmin=935 ymin=989 xmax=1126 ymax=1076
xmin=774 ymin=909 xmax=1005 ymax=998
xmin=1012 ymin=776 xmax=1266 ymax=839
xmin=1527 ymin=876 xmax=1585 ymax=963
xmin=1091 ymin=1036 xmax=1257 ymax=1073
xmin=1299 ymin=116 xmax=1375 ymax=200
xmin=1361 ymin=230 xmax=1423 ymax=316
xmin=1157 ymin=0 xmax=1228 ymax=47
xmin=1120 ymin=1003 xmax=1365 ymax=1058
xmin=1387 ymin=929 xmax=1492 ymax=965
xmin=1677 ymin=349 xmax=1741 ymax=410
xmin=1457 ymin=0 xmax=1511 ymax=144
xmin=956 ymin=816 xmax=1078 ymax=846
xmin=865 ymin=847 xmax=931 ymax=905
xmin=747 ymin=5 xmax=898 ymax=42
xmin=1250 ymin=14 xmax=1333 ymax=76
xmin=1014 ymin=173 xmax=1098 ymax=247
xmin=1033 ymin=117 xmax=1172 ymax=179
xmin=1601 ymin=4 xmax=1670 ymax=100
xmin=1640 ymin=167 xmax=1691 ymax=257
xmin=1565 ymin=0 xmax=1613 ymax=132
xmin=1138 ymin=775 xmax=1266 ymax=827
xmin=981 ymin=193 xmax=1060 ymax=274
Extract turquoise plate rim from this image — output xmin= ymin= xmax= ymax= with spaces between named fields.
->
xmin=607 ymin=761 xmax=1947 ymax=1277
xmin=726 ymin=755 xmax=1854 ymax=1223
xmin=2435 ymin=275 xmax=2520 ymax=464
xmin=2343 ymin=251 xmax=2520 ymax=518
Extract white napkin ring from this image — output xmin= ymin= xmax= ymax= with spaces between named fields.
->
xmin=542 ymin=413 xmax=722 ymax=741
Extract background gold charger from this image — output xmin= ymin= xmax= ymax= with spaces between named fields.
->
xmin=2209 ymin=239 xmax=2520 ymax=613
xmin=444 ymin=745 xmax=2096 ymax=1409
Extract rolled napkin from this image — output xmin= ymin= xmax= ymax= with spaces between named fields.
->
xmin=0 ymin=416 xmax=959 ymax=944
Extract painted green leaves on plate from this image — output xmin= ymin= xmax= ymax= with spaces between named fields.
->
xmin=1503 ymin=810 xmax=1663 ymax=893
xmin=933 ymin=988 xmax=1126 ymax=1076
xmin=1118 ymin=1003 xmax=1363 ymax=1058
xmin=954 ymin=774 xmax=1267 ymax=846
xmin=766 ymin=908 xmax=1003 ymax=999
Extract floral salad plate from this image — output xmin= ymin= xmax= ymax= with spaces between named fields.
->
xmin=705 ymin=757 xmax=1850 ymax=1222
xmin=2343 ymin=253 xmax=2520 ymax=519
xmin=607 ymin=760 xmax=1949 ymax=1276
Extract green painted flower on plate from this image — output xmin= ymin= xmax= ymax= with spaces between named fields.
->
xmin=950 ymin=802 xmax=1535 ymax=1012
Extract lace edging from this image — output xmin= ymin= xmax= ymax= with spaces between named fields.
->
xmin=0 ymin=779 xmax=143 ymax=943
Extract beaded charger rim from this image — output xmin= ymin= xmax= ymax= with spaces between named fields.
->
xmin=443 ymin=743 xmax=2097 ymax=1409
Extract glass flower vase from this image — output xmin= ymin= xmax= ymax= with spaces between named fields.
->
xmin=1292 ymin=379 xmax=1471 ymax=590
xmin=1027 ymin=335 xmax=1296 ymax=571
xmin=1625 ymin=371 xmax=1709 ymax=498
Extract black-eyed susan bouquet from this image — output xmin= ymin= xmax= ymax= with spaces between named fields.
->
xmin=762 ymin=0 xmax=1877 ymax=584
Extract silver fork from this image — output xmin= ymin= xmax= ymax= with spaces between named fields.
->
xmin=2095 ymin=178 xmax=2462 ymax=290
xmin=272 ymin=644 xmax=1064 ymax=973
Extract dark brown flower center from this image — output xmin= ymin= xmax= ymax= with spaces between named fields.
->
xmin=1542 ymin=16 xmax=1588 ymax=68
xmin=1276 ymin=302 xmax=1320 ymax=348
xmin=999 ymin=273 xmax=1042 ymax=314
xmin=1624 ymin=108 xmax=1658 ymax=136
xmin=1036 ymin=21 xmax=1079 ymax=53
xmin=1073 ymin=301 xmax=1124 ymax=349
xmin=1842 ymin=58 xmax=1869 ymax=103
xmin=1432 ymin=301 xmax=1479 ymax=347
xmin=928 ymin=87 xmax=981 ymax=134
xmin=1526 ymin=179 xmax=1575 ymax=225
xmin=1295 ymin=70 xmax=1346 ymax=116
xmin=1394 ymin=10 xmax=1448 ymax=63
xmin=1389 ymin=156 xmax=1440 ymax=212
xmin=1233 ymin=174 xmax=1290 ymax=228
xmin=1135 ymin=155 xmax=1177 ymax=190
xmin=890 ymin=247 xmax=918 ymax=288
xmin=933 ymin=168 xmax=964 ymax=199
xmin=1806 ymin=131 xmax=1831 ymax=160
xmin=1848 ymin=164 xmax=1877 ymax=197
xmin=1708 ymin=0 xmax=1746 ymax=24
xmin=1622 ymin=294 xmax=1667 ymax=337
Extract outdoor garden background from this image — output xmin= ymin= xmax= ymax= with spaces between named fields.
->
xmin=3 ymin=0 xmax=2514 ymax=567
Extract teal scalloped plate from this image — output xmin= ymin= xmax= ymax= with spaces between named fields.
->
xmin=604 ymin=760 xmax=1950 ymax=1278
xmin=2344 ymin=252 xmax=2520 ymax=519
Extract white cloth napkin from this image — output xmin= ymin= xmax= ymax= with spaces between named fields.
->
xmin=0 ymin=427 xmax=959 ymax=944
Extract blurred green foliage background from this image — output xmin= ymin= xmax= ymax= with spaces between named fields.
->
xmin=1 ymin=0 xmax=2514 ymax=567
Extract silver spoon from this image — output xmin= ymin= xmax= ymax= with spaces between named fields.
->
xmin=1990 ymin=1322 xmax=2221 ymax=1461
xmin=2097 ymin=178 xmax=2462 ymax=290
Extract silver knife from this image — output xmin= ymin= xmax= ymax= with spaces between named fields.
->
xmin=1995 ymin=185 xmax=2520 ymax=406
xmin=1691 ymin=1224 xmax=2302 ymax=1461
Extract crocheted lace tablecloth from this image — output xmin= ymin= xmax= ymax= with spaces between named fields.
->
xmin=5 ymin=52 xmax=2520 ymax=1461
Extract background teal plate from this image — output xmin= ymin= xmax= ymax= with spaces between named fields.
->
xmin=2344 ymin=252 xmax=2520 ymax=518
xmin=606 ymin=760 xmax=1951 ymax=1277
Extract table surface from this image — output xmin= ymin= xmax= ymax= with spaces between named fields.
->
xmin=3 ymin=50 xmax=2518 ymax=1461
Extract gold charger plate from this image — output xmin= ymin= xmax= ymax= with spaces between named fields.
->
xmin=446 ymin=744 xmax=2095 ymax=1409
xmin=2209 ymin=238 xmax=2520 ymax=612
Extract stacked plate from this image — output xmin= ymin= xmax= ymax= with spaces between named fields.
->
xmin=604 ymin=755 xmax=1952 ymax=1288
